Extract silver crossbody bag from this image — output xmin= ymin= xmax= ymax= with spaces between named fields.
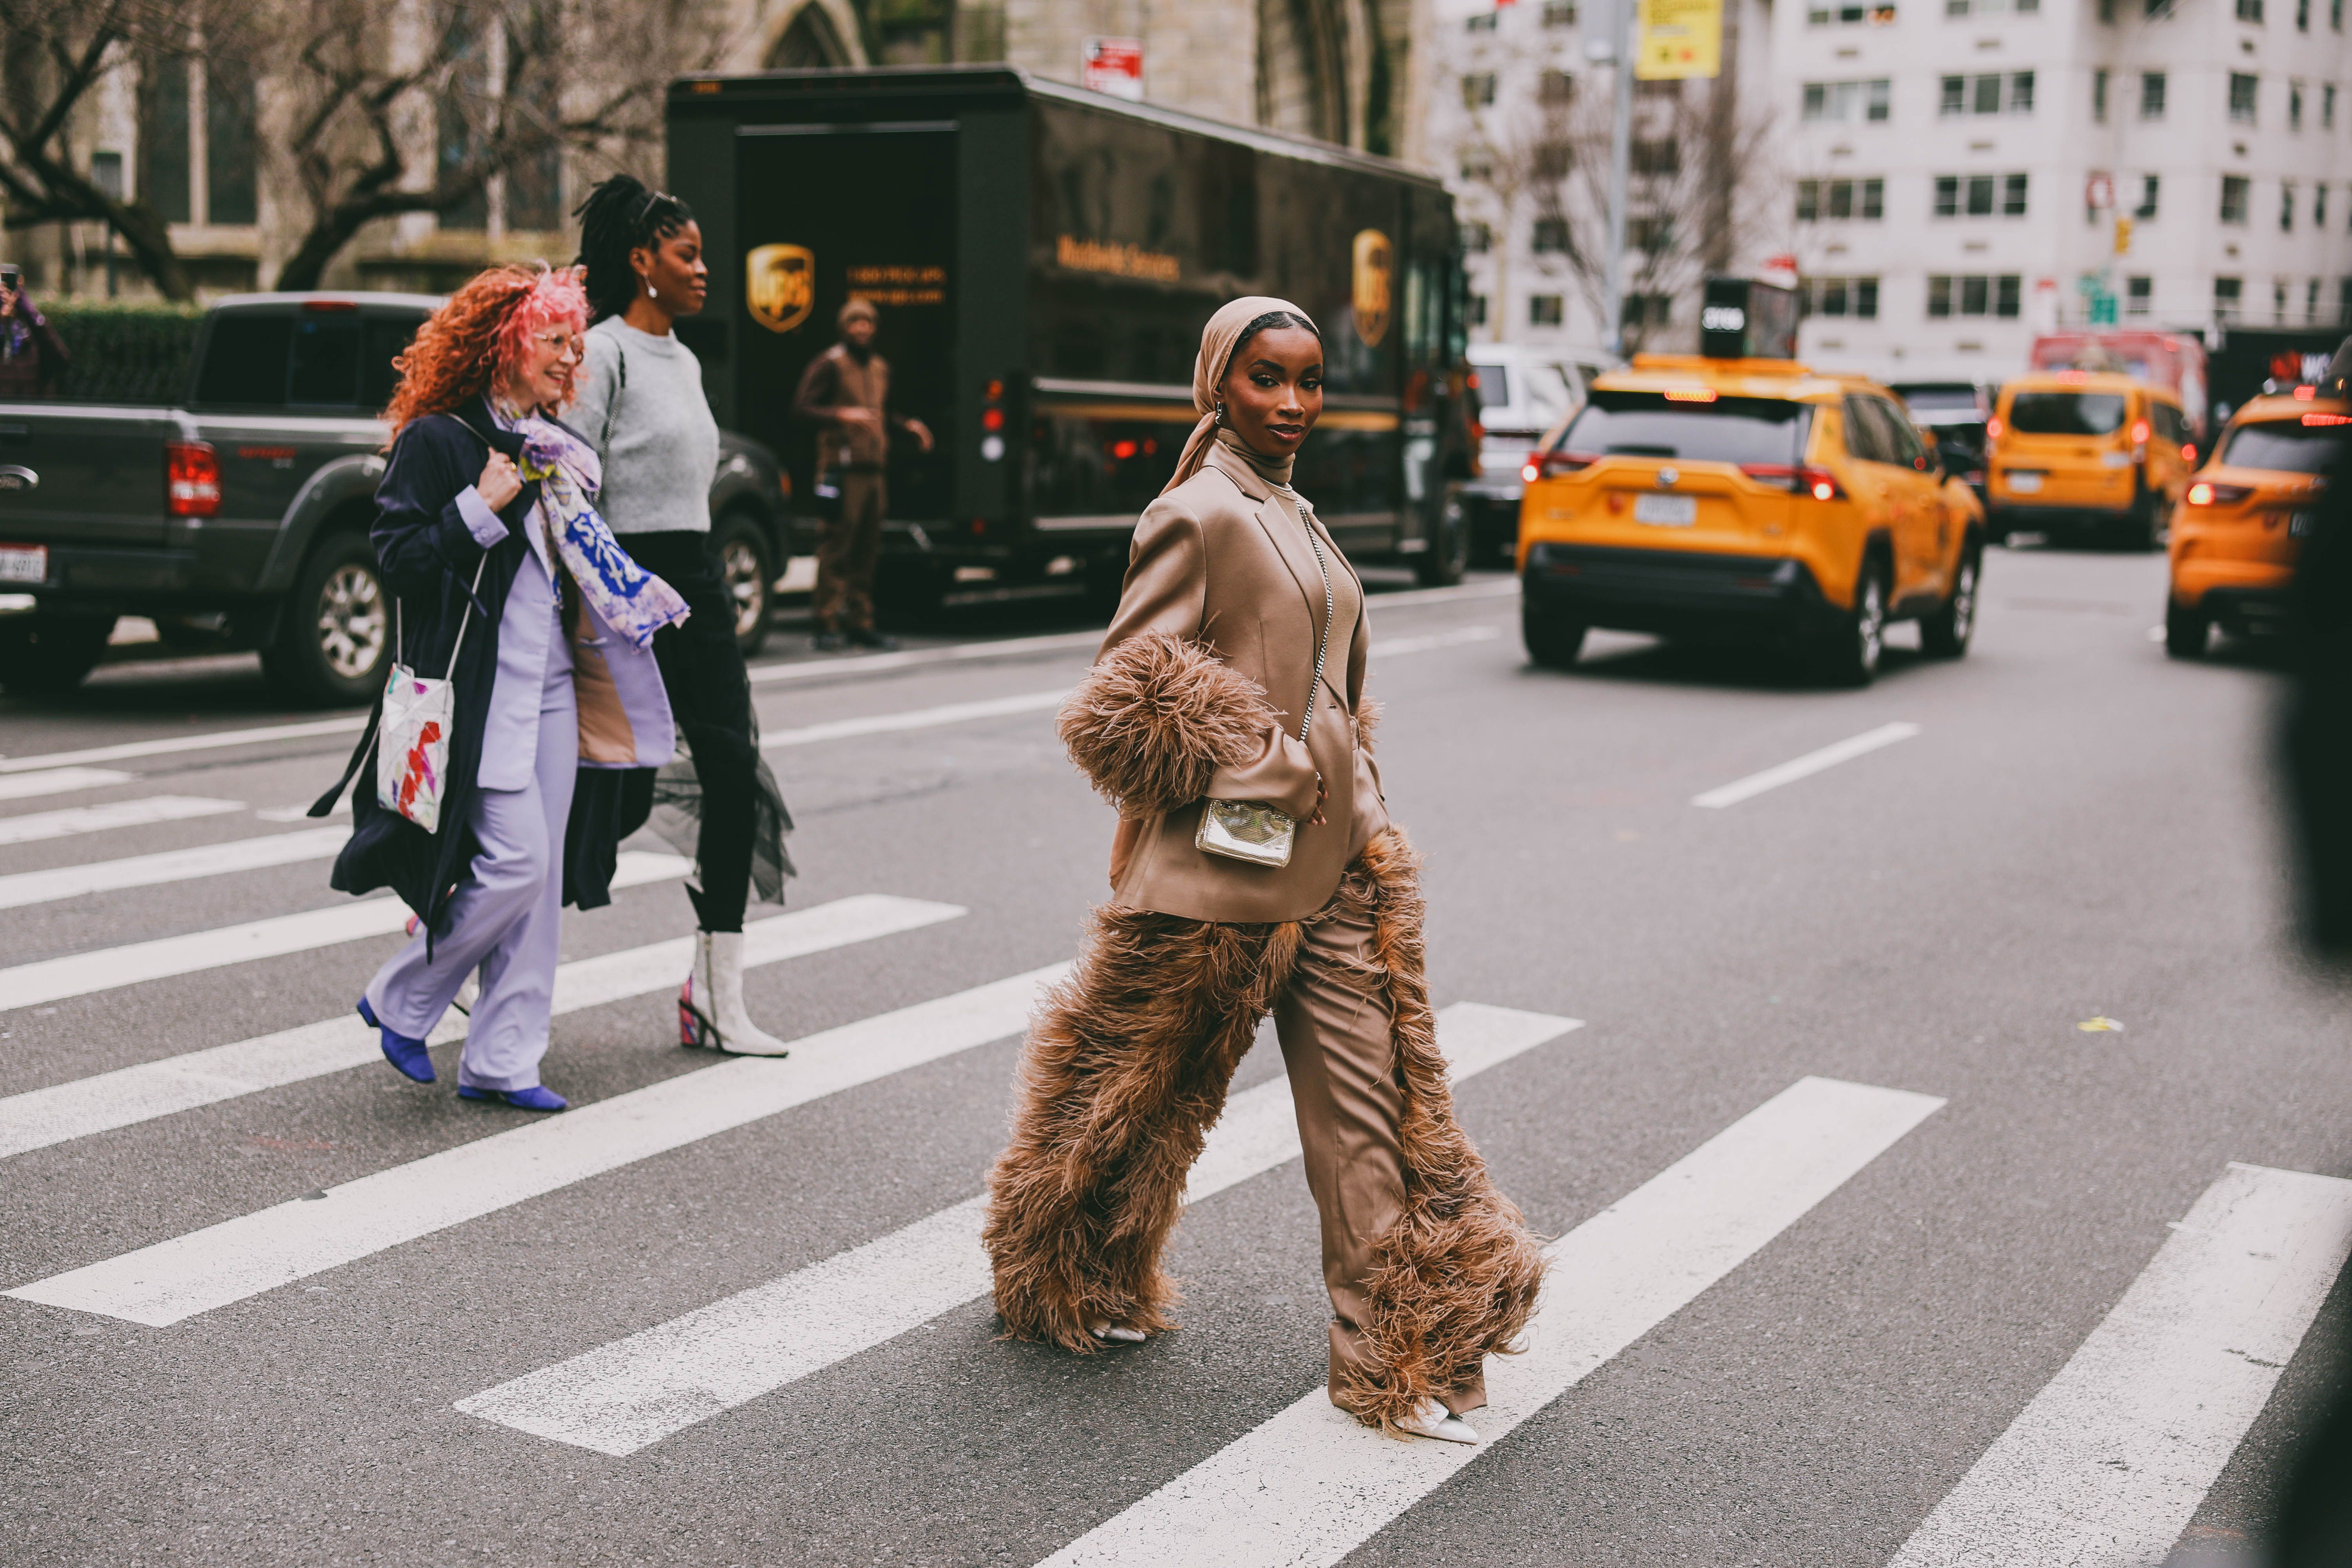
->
xmin=1195 ymin=495 xmax=1334 ymax=869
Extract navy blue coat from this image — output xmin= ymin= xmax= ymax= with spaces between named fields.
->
xmin=311 ymin=397 xmax=653 ymax=942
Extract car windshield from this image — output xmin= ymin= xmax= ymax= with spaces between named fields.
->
xmin=1554 ymin=391 xmax=1806 ymax=466
xmin=2008 ymin=391 xmax=2128 ymax=436
xmin=2218 ymin=418 xmax=2350 ymax=474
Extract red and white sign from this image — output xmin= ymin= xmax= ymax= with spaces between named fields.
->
xmin=1082 ymin=37 xmax=1144 ymax=100
xmin=2084 ymin=172 xmax=2116 ymax=211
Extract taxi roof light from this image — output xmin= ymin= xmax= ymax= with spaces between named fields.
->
xmin=1662 ymin=387 xmax=1719 ymax=403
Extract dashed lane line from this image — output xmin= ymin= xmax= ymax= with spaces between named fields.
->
xmin=1038 ymin=1076 xmax=1945 ymax=1568
xmin=1691 ymin=722 xmax=1923 ymax=810
xmin=455 ymin=1002 xmax=1580 ymax=1456
xmin=6 ymin=965 xmax=1067 ymax=1325
xmin=0 ymin=895 xmax=964 ymax=1161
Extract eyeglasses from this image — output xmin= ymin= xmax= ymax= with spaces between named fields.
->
xmin=532 ymin=330 xmax=584 ymax=362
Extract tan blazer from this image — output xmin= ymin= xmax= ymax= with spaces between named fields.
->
xmin=1100 ymin=442 xmax=1387 ymax=923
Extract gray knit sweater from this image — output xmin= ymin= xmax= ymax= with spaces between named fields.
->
xmin=571 ymin=318 xmax=720 ymax=535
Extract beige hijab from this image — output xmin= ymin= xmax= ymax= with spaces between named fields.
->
xmin=1161 ymin=295 xmax=1320 ymax=496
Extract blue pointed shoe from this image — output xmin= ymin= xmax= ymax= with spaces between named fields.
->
xmin=457 ymin=1083 xmax=568 ymax=1112
xmin=358 ymin=998 xmax=435 ymax=1083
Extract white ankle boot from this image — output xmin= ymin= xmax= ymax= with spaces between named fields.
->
xmin=679 ymin=931 xmax=791 ymax=1056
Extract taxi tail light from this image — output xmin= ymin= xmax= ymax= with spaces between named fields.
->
xmin=1537 ymin=450 xmax=1599 ymax=477
xmin=1519 ymin=459 xmax=1541 ymax=484
xmin=1986 ymin=416 xmax=2004 ymax=439
xmin=165 ymin=441 xmax=221 ymax=517
xmin=1739 ymin=462 xmax=1844 ymax=501
xmin=2130 ymin=419 xmax=2151 ymax=445
xmin=2185 ymin=481 xmax=2252 ymax=506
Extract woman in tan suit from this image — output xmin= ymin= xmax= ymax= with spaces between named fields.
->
xmin=984 ymin=297 xmax=1543 ymax=1445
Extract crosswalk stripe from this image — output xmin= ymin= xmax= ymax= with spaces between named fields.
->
xmin=0 ymin=895 xmax=965 ymax=1160
xmin=759 ymin=690 xmax=1071 ymax=750
xmin=0 ymin=851 xmax=691 ymax=1013
xmin=6 ymin=964 xmax=1067 ymax=1326
xmin=454 ymin=1002 xmax=1581 ymax=1456
xmin=0 ymin=826 xmax=350 ymax=911
xmin=1036 ymin=1075 xmax=1944 ymax=1568
xmin=0 ymin=715 xmax=367 ymax=775
xmin=0 ymin=766 xmax=138 ymax=802
xmin=0 ymin=795 xmax=246 ymax=848
xmin=1887 ymin=1161 xmax=2352 ymax=1568
xmin=1691 ymin=722 xmax=1922 ymax=809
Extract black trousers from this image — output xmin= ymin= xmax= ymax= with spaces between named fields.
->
xmin=619 ymin=530 xmax=760 ymax=932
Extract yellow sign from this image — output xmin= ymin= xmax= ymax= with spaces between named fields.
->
xmin=846 ymin=263 xmax=947 ymax=307
xmin=1635 ymin=0 xmax=1721 ymax=80
xmin=1054 ymin=235 xmax=1181 ymax=283
xmin=1352 ymin=229 xmax=1392 ymax=348
xmin=746 ymin=244 xmax=815 ymax=334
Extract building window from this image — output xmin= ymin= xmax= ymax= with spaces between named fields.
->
xmin=2141 ymin=72 xmax=2167 ymax=117
xmin=2004 ymin=172 xmax=2029 ymax=214
xmin=2126 ymin=276 xmax=2152 ymax=316
xmin=2341 ymin=278 xmax=2352 ymax=325
xmin=2137 ymin=174 xmax=2161 ymax=218
xmin=1622 ymin=293 xmax=1672 ymax=327
xmin=1804 ymin=276 xmax=1881 ymax=317
xmin=1467 ymin=9 xmax=1498 ymax=29
xmin=1805 ymin=78 xmax=1893 ymax=121
xmin=1463 ymin=73 xmax=1497 ymax=107
xmin=1632 ymin=138 xmax=1680 ymax=174
xmin=2297 ymin=0 xmax=2311 ymax=24
xmin=1926 ymin=274 xmax=2023 ymax=316
xmin=1629 ymin=215 xmax=1675 ymax=250
xmin=1805 ymin=178 xmax=1893 ymax=220
xmin=2326 ymin=85 xmax=2337 ymax=126
xmin=1941 ymin=76 xmax=1965 ymax=113
xmin=2093 ymin=70 xmax=2109 ymax=120
xmin=205 ymin=59 xmax=258 ymax=227
xmin=2009 ymin=71 xmax=2035 ymax=112
xmin=1933 ymin=172 xmax=2027 ymax=217
xmin=2336 ymin=0 xmax=2345 ymax=27
xmin=2276 ymin=280 xmax=2290 ymax=322
xmin=1530 ymin=294 xmax=1565 ymax=326
xmin=1942 ymin=73 xmax=2031 ymax=114
xmin=2221 ymin=175 xmax=2252 ymax=222
xmin=1532 ymin=217 xmax=1570 ymax=252
xmin=1460 ymin=148 xmax=1494 ymax=182
xmin=1539 ymin=70 xmax=1576 ymax=105
xmin=2282 ymin=181 xmax=2297 ymax=230
xmin=1462 ymin=220 xmax=1494 ymax=253
xmin=136 ymin=53 xmax=192 ymax=226
xmin=2309 ymin=278 xmax=2323 ymax=319
xmin=1467 ymin=293 xmax=1490 ymax=327
xmin=2291 ymin=81 xmax=2305 ymax=129
xmin=2216 ymin=276 xmax=2244 ymax=319
xmin=2238 ymin=0 xmax=2264 ymax=19
xmin=2229 ymin=73 xmax=2258 ymax=122
xmin=1945 ymin=0 xmax=2034 ymax=13
xmin=1534 ymin=140 xmax=1572 ymax=179
xmin=1811 ymin=2 xmax=1898 ymax=22
xmin=1797 ymin=180 xmax=1820 ymax=220
xmin=1543 ymin=1 xmax=1580 ymax=23
xmin=2318 ymin=185 xmax=2330 ymax=227
xmin=2100 ymin=0 xmax=2116 ymax=18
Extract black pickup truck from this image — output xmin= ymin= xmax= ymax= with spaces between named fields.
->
xmin=0 ymin=292 xmax=794 ymax=702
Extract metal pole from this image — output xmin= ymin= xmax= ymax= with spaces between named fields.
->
xmin=1603 ymin=0 xmax=1635 ymax=359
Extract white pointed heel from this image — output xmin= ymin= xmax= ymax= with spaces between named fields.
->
xmin=680 ymin=931 xmax=790 ymax=1056
xmin=1088 ymin=1320 xmax=1147 ymax=1344
xmin=1397 ymin=1399 xmax=1479 ymax=1445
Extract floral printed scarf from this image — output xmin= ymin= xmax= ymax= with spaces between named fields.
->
xmin=509 ymin=412 xmax=690 ymax=650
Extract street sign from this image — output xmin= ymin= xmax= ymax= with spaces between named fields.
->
xmin=1635 ymin=0 xmax=1722 ymax=79
xmin=2084 ymin=172 xmax=2115 ymax=211
xmin=1081 ymin=37 xmax=1144 ymax=100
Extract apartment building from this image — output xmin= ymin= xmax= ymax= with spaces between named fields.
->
xmin=1776 ymin=0 xmax=2350 ymax=379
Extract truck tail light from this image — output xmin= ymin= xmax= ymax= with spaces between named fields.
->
xmin=166 ymin=441 xmax=221 ymax=517
xmin=1536 ymin=450 xmax=1599 ymax=478
xmin=2185 ymin=481 xmax=2252 ymax=506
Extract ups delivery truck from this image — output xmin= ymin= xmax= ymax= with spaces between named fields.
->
xmin=665 ymin=65 xmax=1476 ymax=613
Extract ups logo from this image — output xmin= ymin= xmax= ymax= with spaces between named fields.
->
xmin=1352 ymin=229 xmax=1392 ymax=348
xmin=746 ymin=244 xmax=815 ymax=334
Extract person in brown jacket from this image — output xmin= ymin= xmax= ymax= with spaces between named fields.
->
xmin=789 ymin=298 xmax=931 ymax=650
xmin=981 ymin=296 xmax=1544 ymax=1447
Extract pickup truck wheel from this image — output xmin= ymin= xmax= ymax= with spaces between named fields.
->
xmin=1813 ymin=555 xmax=1887 ymax=687
xmin=713 ymin=513 xmax=774 ymax=658
xmin=264 ymin=533 xmax=389 ymax=706
xmin=0 ymin=612 xmax=115 ymax=695
xmin=1919 ymin=546 xmax=1980 ymax=659
xmin=1414 ymin=494 xmax=1470 ymax=587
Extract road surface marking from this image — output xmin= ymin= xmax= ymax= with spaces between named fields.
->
xmin=0 ymin=826 xmax=351 ymax=911
xmin=1371 ymin=626 xmax=1503 ymax=659
xmin=1887 ymin=1162 xmax=2352 ymax=1568
xmin=0 ymin=895 xmax=964 ymax=1160
xmin=456 ymin=1003 xmax=1579 ymax=1455
xmin=1691 ymin=722 xmax=1923 ymax=809
xmin=760 ymin=690 xmax=1071 ymax=751
xmin=0 ymin=852 xmax=691 ymax=1013
xmin=1038 ymin=1076 xmax=1944 ymax=1568
xmin=0 ymin=796 xmax=245 ymax=848
xmin=6 ymin=965 xmax=1066 ymax=1325
xmin=0 ymin=716 xmax=368 ymax=776
xmin=0 ymin=767 xmax=138 ymax=801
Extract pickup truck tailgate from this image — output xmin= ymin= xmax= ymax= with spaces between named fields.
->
xmin=0 ymin=407 xmax=176 ymax=549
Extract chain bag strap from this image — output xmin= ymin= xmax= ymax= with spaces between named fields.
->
xmin=1195 ymin=489 xmax=1334 ymax=868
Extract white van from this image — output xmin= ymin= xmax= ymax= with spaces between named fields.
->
xmin=1462 ymin=345 xmax=1605 ymax=563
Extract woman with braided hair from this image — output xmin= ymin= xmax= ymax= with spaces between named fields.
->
xmin=982 ymin=298 xmax=1545 ymax=1445
xmin=571 ymin=174 xmax=797 ymax=1057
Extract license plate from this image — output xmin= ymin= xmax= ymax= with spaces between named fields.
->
xmin=1633 ymin=493 xmax=1697 ymax=526
xmin=2291 ymin=511 xmax=2316 ymax=537
xmin=0 ymin=544 xmax=46 ymax=584
xmin=2007 ymin=472 xmax=2044 ymax=494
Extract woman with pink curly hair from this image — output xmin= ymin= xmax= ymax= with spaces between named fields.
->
xmin=310 ymin=263 xmax=688 ymax=1109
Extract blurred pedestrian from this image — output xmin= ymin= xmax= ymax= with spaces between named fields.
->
xmin=570 ymin=173 xmax=796 ymax=1058
xmin=0 ymin=264 xmax=70 ymax=399
xmin=790 ymin=298 xmax=932 ymax=652
xmin=311 ymin=264 xmax=686 ymax=1111
xmin=982 ymin=297 xmax=1544 ymax=1446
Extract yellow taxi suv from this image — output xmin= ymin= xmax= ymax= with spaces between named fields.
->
xmin=1985 ymin=371 xmax=2193 ymax=549
xmin=2164 ymin=390 xmax=2347 ymax=657
xmin=1515 ymin=355 xmax=1984 ymax=686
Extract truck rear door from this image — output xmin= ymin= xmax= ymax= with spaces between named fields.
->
xmin=0 ymin=405 xmax=178 ymax=551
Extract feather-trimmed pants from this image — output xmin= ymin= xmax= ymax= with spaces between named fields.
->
xmin=983 ymin=828 xmax=1545 ymax=1431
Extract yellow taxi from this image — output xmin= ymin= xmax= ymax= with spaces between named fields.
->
xmin=1985 ymin=371 xmax=2194 ymax=548
xmin=2164 ymin=388 xmax=2347 ymax=656
xmin=1516 ymin=354 xmax=1982 ymax=685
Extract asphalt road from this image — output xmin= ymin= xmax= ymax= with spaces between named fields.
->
xmin=2 ymin=547 xmax=2346 ymax=1568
